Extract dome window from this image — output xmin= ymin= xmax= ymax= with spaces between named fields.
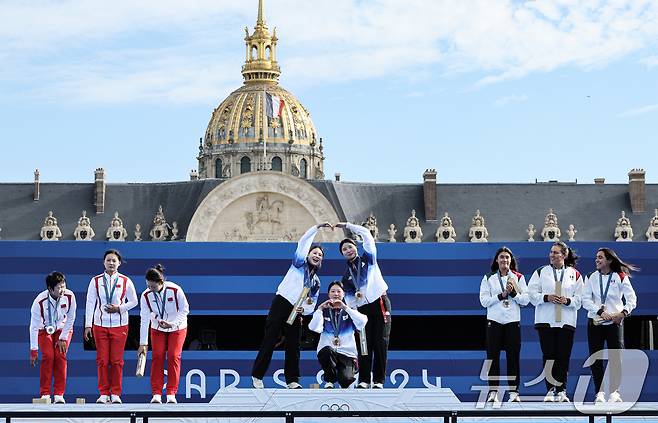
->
xmin=241 ymin=156 xmax=251 ymax=174
xmin=271 ymin=156 xmax=282 ymax=172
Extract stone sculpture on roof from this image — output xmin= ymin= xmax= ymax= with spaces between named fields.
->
xmin=150 ymin=205 xmax=171 ymax=241
xmin=387 ymin=224 xmax=397 ymax=243
xmin=107 ymin=212 xmax=128 ymax=241
xmin=526 ymin=224 xmax=536 ymax=242
xmin=134 ymin=224 xmax=142 ymax=242
xmin=73 ymin=210 xmax=95 ymax=241
xmin=614 ymin=211 xmax=633 ymax=242
xmin=40 ymin=211 xmax=62 ymax=241
xmin=567 ymin=224 xmax=577 ymax=242
xmin=404 ymin=209 xmax=423 ymax=243
xmin=468 ymin=210 xmax=488 ymax=243
xmin=436 ymin=212 xmax=456 ymax=243
xmin=541 ymin=209 xmax=561 ymax=241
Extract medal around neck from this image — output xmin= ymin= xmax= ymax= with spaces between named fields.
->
xmin=45 ymin=325 xmax=56 ymax=335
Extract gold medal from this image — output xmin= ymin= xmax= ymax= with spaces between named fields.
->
xmin=355 ymin=291 xmax=363 ymax=299
xmin=306 ymin=297 xmax=313 ymax=305
xmin=332 ymin=337 xmax=341 ymax=347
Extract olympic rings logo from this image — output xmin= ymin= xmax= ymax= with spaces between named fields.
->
xmin=320 ymin=403 xmax=350 ymax=411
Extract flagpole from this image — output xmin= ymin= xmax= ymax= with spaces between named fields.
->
xmin=263 ymin=87 xmax=267 ymax=162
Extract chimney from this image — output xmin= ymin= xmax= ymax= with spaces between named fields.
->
xmin=190 ymin=169 xmax=199 ymax=181
xmin=335 ymin=173 xmax=341 ymax=182
xmin=594 ymin=178 xmax=605 ymax=185
xmin=628 ymin=169 xmax=646 ymax=214
xmin=33 ymin=169 xmax=40 ymax=201
xmin=94 ymin=168 xmax=106 ymax=214
xmin=423 ymin=169 xmax=438 ymax=221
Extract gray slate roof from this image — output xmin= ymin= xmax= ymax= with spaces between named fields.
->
xmin=1 ymin=178 xmax=656 ymax=242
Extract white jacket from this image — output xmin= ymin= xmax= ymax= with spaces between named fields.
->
xmin=139 ymin=281 xmax=189 ymax=345
xmin=309 ymin=306 xmax=367 ymax=359
xmin=528 ymin=265 xmax=583 ymax=329
xmin=29 ymin=289 xmax=77 ymax=350
xmin=582 ymin=270 xmax=637 ymax=322
xmin=341 ymin=223 xmax=389 ymax=308
xmin=85 ymin=272 xmax=138 ymax=328
xmin=479 ymin=270 xmax=529 ymax=324
xmin=275 ymin=226 xmax=321 ymax=315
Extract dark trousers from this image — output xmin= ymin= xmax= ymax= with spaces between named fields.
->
xmin=537 ymin=326 xmax=575 ymax=393
xmin=587 ymin=319 xmax=624 ymax=393
xmin=251 ymin=295 xmax=301 ymax=384
xmin=357 ymin=296 xmax=391 ymax=384
xmin=318 ymin=346 xmax=357 ymax=388
xmin=486 ymin=320 xmax=521 ymax=392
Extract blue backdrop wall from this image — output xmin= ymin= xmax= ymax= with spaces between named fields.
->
xmin=1 ymin=241 xmax=656 ymax=403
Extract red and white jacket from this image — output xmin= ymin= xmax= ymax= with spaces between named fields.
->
xmin=29 ymin=289 xmax=77 ymax=350
xmin=139 ymin=281 xmax=189 ymax=345
xmin=85 ymin=272 xmax=138 ymax=328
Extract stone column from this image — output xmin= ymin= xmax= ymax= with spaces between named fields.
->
xmin=628 ymin=168 xmax=646 ymax=214
xmin=94 ymin=168 xmax=106 ymax=214
xmin=423 ymin=169 xmax=438 ymax=221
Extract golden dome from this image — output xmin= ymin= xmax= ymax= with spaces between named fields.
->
xmin=198 ymin=0 xmax=324 ymax=180
xmin=204 ymin=83 xmax=319 ymax=148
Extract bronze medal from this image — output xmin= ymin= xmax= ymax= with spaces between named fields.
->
xmin=332 ymin=337 xmax=340 ymax=347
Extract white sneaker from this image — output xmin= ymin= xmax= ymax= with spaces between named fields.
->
xmin=507 ymin=391 xmax=521 ymax=403
xmin=40 ymin=394 xmax=51 ymax=403
xmin=53 ymin=395 xmax=65 ymax=404
xmin=252 ymin=377 xmax=264 ymax=389
xmin=594 ymin=392 xmax=606 ymax=404
xmin=323 ymin=382 xmax=334 ymax=389
xmin=150 ymin=395 xmax=162 ymax=404
xmin=166 ymin=395 xmax=177 ymax=404
xmin=356 ymin=382 xmax=370 ymax=389
xmin=286 ymin=382 xmax=302 ymax=389
xmin=608 ymin=391 xmax=623 ymax=403
xmin=110 ymin=394 xmax=122 ymax=404
xmin=486 ymin=391 xmax=498 ymax=403
xmin=96 ymin=395 xmax=109 ymax=404
xmin=556 ymin=391 xmax=570 ymax=402
xmin=543 ymin=389 xmax=555 ymax=402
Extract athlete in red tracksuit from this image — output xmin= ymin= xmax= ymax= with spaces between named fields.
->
xmin=29 ymin=272 xmax=76 ymax=404
xmin=138 ymin=264 xmax=189 ymax=404
xmin=84 ymin=249 xmax=138 ymax=404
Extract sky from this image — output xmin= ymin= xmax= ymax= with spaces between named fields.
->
xmin=0 ymin=0 xmax=657 ymax=185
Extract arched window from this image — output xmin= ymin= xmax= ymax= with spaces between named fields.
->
xmin=271 ymin=156 xmax=282 ymax=171
xmin=240 ymin=156 xmax=251 ymax=174
xmin=215 ymin=158 xmax=223 ymax=178
xmin=251 ymin=46 xmax=257 ymax=60
xmin=265 ymin=45 xmax=271 ymax=60
xmin=300 ymin=158 xmax=308 ymax=179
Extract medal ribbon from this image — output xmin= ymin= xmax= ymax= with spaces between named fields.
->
xmin=599 ymin=273 xmax=613 ymax=307
xmin=331 ymin=308 xmax=343 ymax=339
xmin=47 ymin=295 xmax=60 ymax=328
xmin=348 ymin=257 xmax=364 ymax=292
xmin=152 ymin=286 xmax=167 ymax=320
xmin=552 ymin=266 xmax=565 ymax=289
xmin=102 ymin=274 xmax=118 ymax=305
xmin=496 ymin=271 xmax=507 ymax=293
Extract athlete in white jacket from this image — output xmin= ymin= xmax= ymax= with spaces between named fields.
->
xmin=309 ymin=281 xmax=367 ymax=388
xmin=138 ymin=264 xmax=189 ymax=404
xmin=479 ymin=247 xmax=528 ymax=403
xmin=29 ymin=272 xmax=76 ymax=404
xmin=83 ymin=249 xmax=138 ymax=404
xmin=582 ymin=248 xmax=638 ymax=403
xmin=528 ymin=241 xmax=583 ymax=403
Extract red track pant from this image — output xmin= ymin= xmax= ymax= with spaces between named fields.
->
xmin=38 ymin=329 xmax=72 ymax=396
xmin=93 ymin=325 xmax=128 ymax=395
xmin=150 ymin=328 xmax=187 ymax=395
